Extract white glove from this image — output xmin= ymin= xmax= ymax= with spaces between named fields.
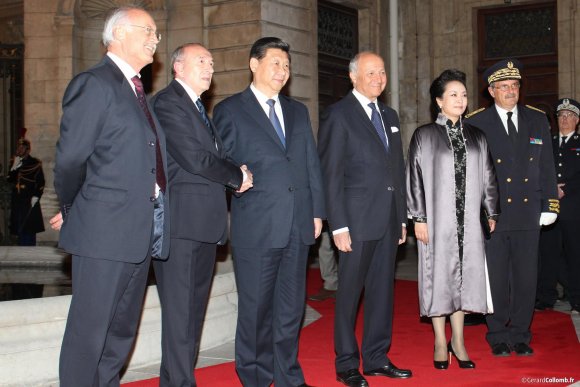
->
xmin=11 ymin=156 xmax=22 ymax=171
xmin=539 ymin=212 xmax=557 ymax=226
xmin=31 ymin=196 xmax=39 ymax=207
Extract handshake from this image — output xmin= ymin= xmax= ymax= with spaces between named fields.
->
xmin=237 ymin=165 xmax=253 ymax=193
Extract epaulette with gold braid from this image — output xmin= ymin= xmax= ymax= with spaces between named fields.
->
xmin=526 ymin=105 xmax=546 ymax=114
xmin=465 ymin=107 xmax=485 ymax=119
xmin=548 ymin=198 xmax=559 ymax=214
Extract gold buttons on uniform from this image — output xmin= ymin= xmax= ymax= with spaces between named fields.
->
xmin=507 ymin=178 xmax=512 ymax=182
xmin=524 ymin=198 xmax=528 ymax=203
xmin=524 ymin=178 xmax=529 ymax=182
xmin=497 ymin=159 xmax=502 ymax=163
xmin=507 ymin=198 xmax=512 ymax=203
xmin=530 ymin=157 xmax=534 ymax=161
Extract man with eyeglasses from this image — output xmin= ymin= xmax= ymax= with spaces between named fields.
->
xmin=51 ymin=6 xmax=168 ymax=386
xmin=537 ymin=98 xmax=580 ymax=315
xmin=466 ymin=58 xmax=558 ymax=357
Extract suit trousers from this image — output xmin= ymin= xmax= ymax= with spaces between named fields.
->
xmin=537 ymin=223 xmax=566 ymax=306
xmin=233 ymin=223 xmax=309 ymax=387
xmin=153 ymin=239 xmax=217 ymax=387
xmin=485 ymin=230 xmax=540 ymax=346
xmin=318 ymin=225 xmax=338 ymax=291
xmin=334 ymin=228 xmax=399 ymax=373
xmin=538 ymin=219 xmax=580 ymax=307
xmin=59 ymin=254 xmax=151 ymax=387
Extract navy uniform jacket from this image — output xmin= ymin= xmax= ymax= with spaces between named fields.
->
xmin=466 ymin=105 xmax=558 ymax=232
xmin=554 ymin=133 xmax=580 ymax=221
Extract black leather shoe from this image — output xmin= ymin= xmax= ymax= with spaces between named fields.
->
xmin=363 ymin=363 xmax=412 ymax=379
xmin=534 ymin=301 xmax=554 ymax=311
xmin=513 ymin=342 xmax=534 ymax=356
xmin=433 ymin=359 xmax=449 ymax=370
xmin=336 ymin=369 xmax=369 ymax=387
xmin=448 ymin=342 xmax=475 ymax=368
xmin=433 ymin=345 xmax=449 ymax=369
xmin=491 ymin=343 xmax=511 ymax=357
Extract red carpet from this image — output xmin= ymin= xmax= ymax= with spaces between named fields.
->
xmin=125 ymin=269 xmax=580 ymax=386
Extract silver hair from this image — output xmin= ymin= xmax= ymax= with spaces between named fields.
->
xmin=170 ymin=43 xmax=204 ymax=77
xmin=102 ymin=6 xmax=143 ymax=47
xmin=349 ymin=51 xmax=377 ymax=75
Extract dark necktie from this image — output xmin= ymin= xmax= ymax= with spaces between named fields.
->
xmin=195 ymin=98 xmax=217 ymax=149
xmin=131 ymin=76 xmax=167 ymax=193
xmin=195 ymin=98 xmax=212 ymax=129
xmin=266 ymin=99 xmax=285 ymax=148
xmin=560 ymin=135 xmax=568 ymax=149
xmin=506 ymin=111 xmax=518 ymax=146
xmin=368 ymin=102 xmax=389 ymax=151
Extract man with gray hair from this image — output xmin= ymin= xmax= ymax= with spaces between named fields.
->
xmin=151 ymin=42 xmax=253 ymax=386
xmin=318 ymin=51 xmax=410 ymax=386
xmin=51 ymin=6 xmax=168 ymax=386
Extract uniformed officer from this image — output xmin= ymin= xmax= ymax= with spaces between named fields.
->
xmin=465 ymin=58 xmax=558 ymax=357
xmin=536 ymin=98 xmax=580 ymax=314
xmin=7 ymin=138 xmax=45 ymax=245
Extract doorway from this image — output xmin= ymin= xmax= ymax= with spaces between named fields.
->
xmin=476 ymin=1 xmax=558 ymax=129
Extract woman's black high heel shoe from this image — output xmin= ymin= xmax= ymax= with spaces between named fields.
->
xmin=433 ymin=346 xmax=449 ymax=369
xmin=448 ymin=342 xmax=475 ymax=369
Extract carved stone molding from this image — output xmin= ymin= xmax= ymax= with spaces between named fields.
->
xmin=78 ymin=0 xmax=165 ymax=20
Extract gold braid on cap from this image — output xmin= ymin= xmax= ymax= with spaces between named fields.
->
xmin=557 ymin=99 xmax=580 ymax=116
xmin=488 ymin=61 xmax=522 ymax=84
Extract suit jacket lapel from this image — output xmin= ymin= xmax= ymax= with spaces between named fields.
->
xmin=490 ymin=108 xmax=516 ymax=164
xmin=172 ymin=80 xmax=220 ymax=154
xmin=378 ymin=102 xmax=394 ymax=148
xmin=241 ymin=87 xmax=286 ymax=152
xmin=515 ymin=107 xmax=531 ymax=161
xmin=347 ymin=93 xmax=389 ymax=156
xmin=279 ymin=96 xmax=293 ymax=151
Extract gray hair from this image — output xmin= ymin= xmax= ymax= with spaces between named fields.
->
xmin=170 ymin=43 xmax=204 ymax=77
xmin=349 ymin=51 xmax=379 ymax=74
xmin=102 ymin=6 xmax=143 ymax=47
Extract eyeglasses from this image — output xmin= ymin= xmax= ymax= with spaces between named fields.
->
xmin=557 ymin=111 xmax=578 ymax=119
xmin=493 ymin=83 xmax=520 ymax=92
xmin=127 ymin=24 xmax=161 ymax=41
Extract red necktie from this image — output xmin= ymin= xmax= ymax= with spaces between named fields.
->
xmin=131 ymin=76 xmax=167 ymax=193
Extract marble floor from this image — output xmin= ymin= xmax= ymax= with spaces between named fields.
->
xmin=120 ymin=241 xmax=580 ymax=385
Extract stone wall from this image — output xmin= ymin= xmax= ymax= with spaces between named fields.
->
xmin=12 ymin=0 xmax=580 ymax=242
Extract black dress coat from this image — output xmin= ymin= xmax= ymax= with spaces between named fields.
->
xmin=8 ymin=155 xmax=45 ymax=234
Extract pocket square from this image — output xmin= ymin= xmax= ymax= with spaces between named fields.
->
xmin=391 ymin=126 xmax=399 ymax=133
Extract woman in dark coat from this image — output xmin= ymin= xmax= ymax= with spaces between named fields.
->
xmin=406 ymin=69 xmax=499 ymax=369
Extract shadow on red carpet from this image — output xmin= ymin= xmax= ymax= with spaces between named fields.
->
xmin=124 ymin=269 xmax=580 ymax=386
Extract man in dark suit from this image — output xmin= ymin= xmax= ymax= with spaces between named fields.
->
xmin=465 ymin=59 xmax=558 ymax=357
xmin=51 ymin=6 xmax=169 ymax=386
xmin=213 ymin=37 xmax=325 ymax=387
xmin=8 ymin=138 xmax=45 ymax=245
xmin=317 ymin=51 xmax=410 ymax=387
xmin=151 ymin=43 xmax=253 ymax=386
xmin=536 ymin=98 xmax=580 ymax=314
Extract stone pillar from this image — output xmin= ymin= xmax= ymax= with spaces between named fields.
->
xmin=558 ymin=0 xmax=580 ymax=99
xmin=24 ymin=0 xmax=64 ymax=243
xmin=205 ymin=0 xmax=317 ymax=124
